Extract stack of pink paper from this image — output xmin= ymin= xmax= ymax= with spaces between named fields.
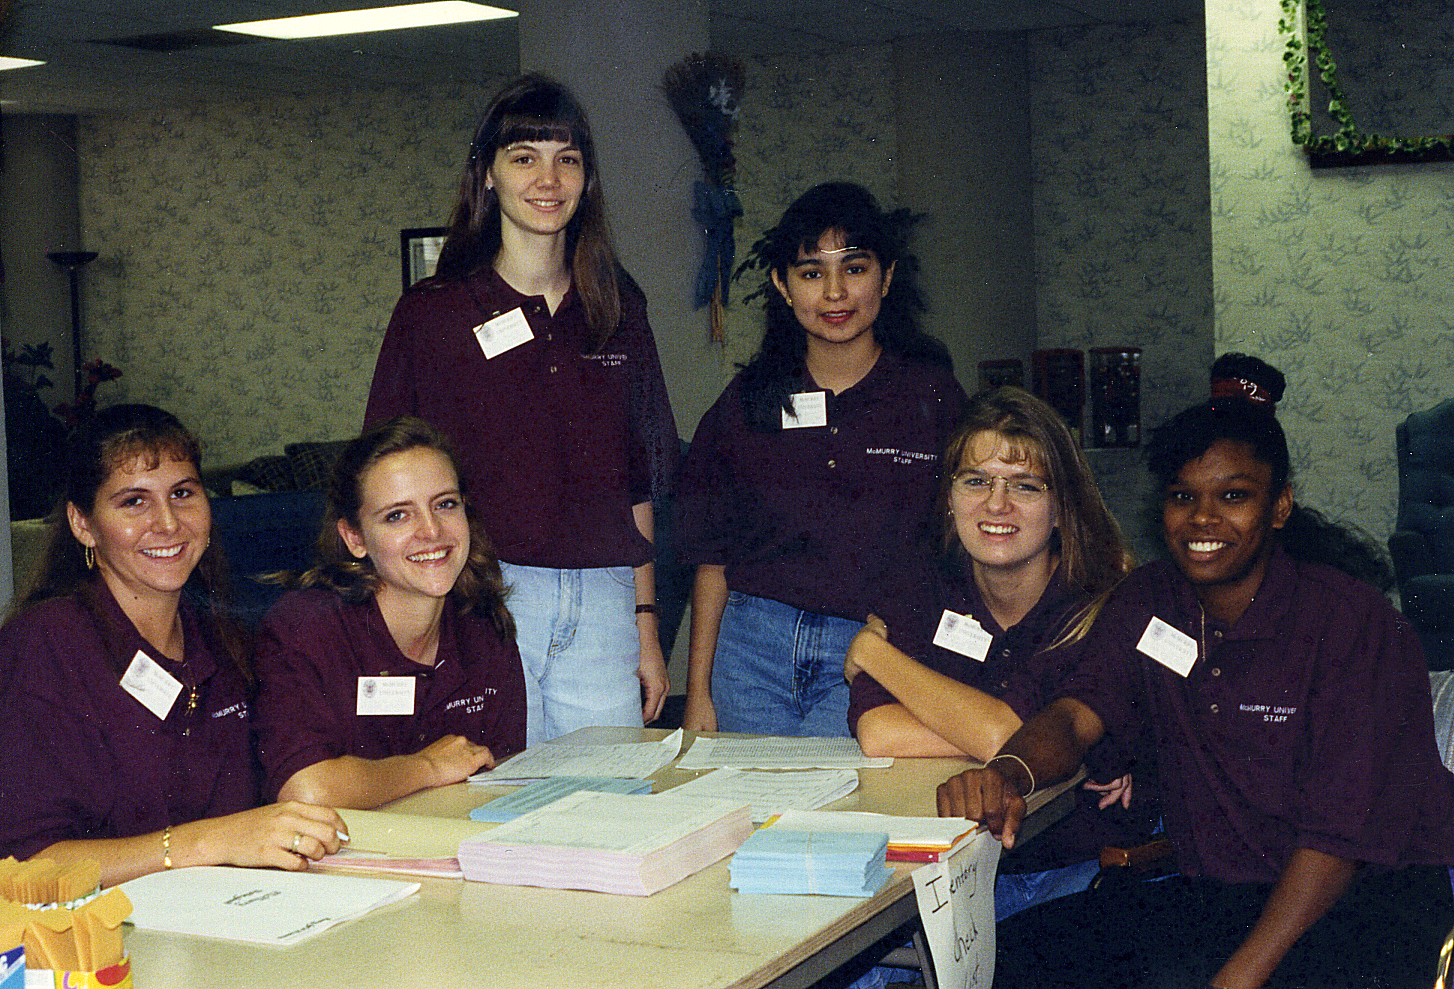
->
xmin=458 ymin=790 xmax=754 ymax=896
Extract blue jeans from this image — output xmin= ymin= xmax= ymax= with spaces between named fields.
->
xmin=502 ymin=563 xmax=643 ymax=744
xmin=711 ymin=592 xmax=861 ymax=736
xmin=995 ymin=858 xmax=1101 ymax=921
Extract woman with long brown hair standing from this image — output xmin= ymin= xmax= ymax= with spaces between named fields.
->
xmin=367 ymin=74 xmax=678 ymax=744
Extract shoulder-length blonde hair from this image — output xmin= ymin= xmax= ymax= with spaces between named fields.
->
xmin=936 ymin=387 xmax=1132 ymax=598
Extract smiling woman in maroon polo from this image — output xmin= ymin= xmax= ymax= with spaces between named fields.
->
xmin=251 ymin=417 xmax=525 ymax=810
xmin=675 ymin=182 xmax=966 ymax=738
xmin=0 ymin=404 xmax=346 ymax=886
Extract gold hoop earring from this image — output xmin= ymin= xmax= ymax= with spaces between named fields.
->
xmin=84 ymin=545 xmax=95 ymax=570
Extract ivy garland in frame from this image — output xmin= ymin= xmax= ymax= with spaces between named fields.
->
xmin=1279 ymin=0 xmax=1454 ymax=167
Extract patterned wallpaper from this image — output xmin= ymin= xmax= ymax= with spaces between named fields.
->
xmin=1029 ymin=20 xmax=1214 ymax=439
xmin=710 ymin=46 xmax=902 ymax=393
xmin=77 ymin=78 xmax=509 ymax=468
xmin=1206 ymin=0 xmax=1454 ymax=544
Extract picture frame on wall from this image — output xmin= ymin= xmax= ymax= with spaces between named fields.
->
xmin=400 ymin=227 xmax=448 ymax=292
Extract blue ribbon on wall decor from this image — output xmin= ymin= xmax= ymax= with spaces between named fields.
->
xmin=691 ymin=180 xmax=742 ymax=309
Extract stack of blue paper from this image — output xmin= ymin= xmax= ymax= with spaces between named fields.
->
xmin=729 ymin=828 xmax=892 ymax=897
xmin=470 ymin=777 xmax=654 ymax=823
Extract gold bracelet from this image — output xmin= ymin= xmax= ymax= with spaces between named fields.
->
xmin=163 ymin=825 xmax=173 ymax=869
xmin=987 ymin=753 xmax=1036 ymax=797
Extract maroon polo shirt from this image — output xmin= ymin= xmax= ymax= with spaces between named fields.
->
xmin=365 ymin=267 xmax=678 ymax=569
xmin=849 ymin=561 xmax=1085 ymax=730
xmin=252 ymin=589 xmax=527 ymax=799
xmin=676 ymin=351 xmax=966 ymax=622
xmin=850 ymin=560 xmax=1156 ymax=868
xmin=1061 ymin=545 xmax=1454 ymax=883
xmin=0 ymin=588 xmax=256 ymax=860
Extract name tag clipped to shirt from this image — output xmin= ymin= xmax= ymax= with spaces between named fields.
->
xmin=1136 ymin=616 xmax=1198 ymax=677
xmin=473 ymin=307 xmax=534 ymax=359
xmin=120 ymin=649 xmax=184 ymax=721
xmin=932 ymin=610 xmax=993 ymax=661
xmin=782 ymin=391 xmax=828 ymax=429
xmin=357 ymin=676 xmax=416 ymax=716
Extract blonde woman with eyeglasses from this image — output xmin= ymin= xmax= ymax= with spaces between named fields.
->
xmin=846 ymin=386 xmax=1150 ymax=919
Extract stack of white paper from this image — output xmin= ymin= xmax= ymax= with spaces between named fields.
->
xmin=469 ymin=729 xmax=684 ymax=784
xmin=457 ymin=790 xmax=754 ymax=896
xmin=730 ymin=829 xmax=892 ymax=897
xmin=677 ymin=735 xmax=892 ymax=770
xmin=120 ymin=866 xmax=419 ymax=946
xmin=662 ymin=767 xmax=859 ymax=822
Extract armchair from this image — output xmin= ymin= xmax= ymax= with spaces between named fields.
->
xmin=1391 ymin=398 xmax=1454 ymax=670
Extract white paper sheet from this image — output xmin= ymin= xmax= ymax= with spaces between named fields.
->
xmin=468 ymin=728 xmax=684 ymax=783
xmin=466 ymin=789 xmax=747 ymax=854
xmin=662 ymin=767 xmax=858 ymax=821
xmin=121 ymin=866 xmax=418 ymax=946
xmin=913 ymin=830 xmax=1001 ymax=988
xmin=677 ymin=736 xmax=892 ymax=770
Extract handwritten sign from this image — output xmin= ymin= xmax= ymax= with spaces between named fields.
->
xmin=912 ymin=829 xmax=1001 ymax=988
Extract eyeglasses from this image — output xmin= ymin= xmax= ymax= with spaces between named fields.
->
xmin=951 ymin=472 xmax=1051 ymax=503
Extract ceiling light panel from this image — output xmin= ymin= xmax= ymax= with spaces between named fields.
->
xmin=216 ymin=1 xmax=515 ymax=40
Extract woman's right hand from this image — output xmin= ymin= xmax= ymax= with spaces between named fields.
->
xmin=682 ymin=690 xmax=718 ymax=732
xmin=845 ymin=614 xmax=890 ymax=683
xmin=416 ymin=734 xmax=496 ymax=787
xmin=192 ymin=801 xmax=349 ymax=871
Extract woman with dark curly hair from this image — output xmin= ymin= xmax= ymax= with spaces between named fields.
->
xmin=676 ymin=181 xmax=966 ymax=735
xmin=252 ymin=416 xmax=525 ymax=810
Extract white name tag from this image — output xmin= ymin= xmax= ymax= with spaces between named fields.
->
xmin=119 ymin=650 xmax=184 ymax=721
xmin=1136 ymin=616 xmax=1198 ymax=677
xmin=356 ymin=676 xmax=416 ymax=716
xmin=782 ymin=390 xmax=828 ymax=429
xmin=932 ymin=609 xmax=993 ymax=661
xmin=473 ymin=307 xmax=534 ymax=359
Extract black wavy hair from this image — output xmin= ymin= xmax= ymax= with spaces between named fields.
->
xmin=1147 ymin=400 xmax=1393 ymax=591
xmin=734 ymin=182 xmax=950 ymax=430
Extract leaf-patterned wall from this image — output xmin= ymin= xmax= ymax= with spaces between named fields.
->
xmin=1029 ymin=21 xmax=1214 ymax=439
xmin=77 ymin=79 xmax=509 ymax=468
xmin=1207 ymin=0 xmax=1454 ymax=544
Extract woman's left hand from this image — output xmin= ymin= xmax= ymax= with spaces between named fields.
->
xmin=1083 ymin=772 xmax=1133 ymax=810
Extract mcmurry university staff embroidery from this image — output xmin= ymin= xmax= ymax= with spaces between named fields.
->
xmin=866 ymin=447 xmax=935 ymax=465
xmin=1240 ymin=703 xmax=1299 ymax=723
